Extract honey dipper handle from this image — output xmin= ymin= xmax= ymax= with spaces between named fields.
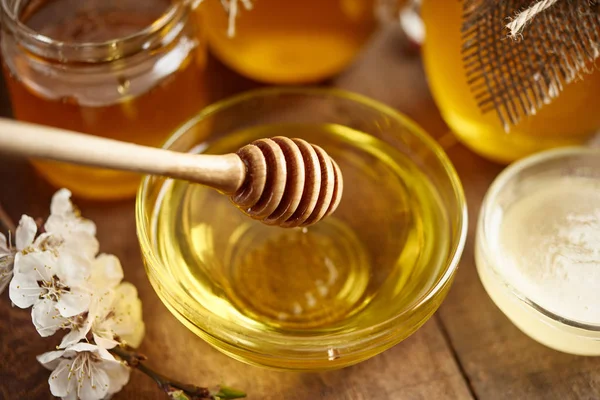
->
xmin=0 ymin=118 xmax=246 ymax=194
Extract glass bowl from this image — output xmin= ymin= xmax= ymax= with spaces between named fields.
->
xmin=476 ymin=147 xmax=600 ymax=355
xmin=136 ymin=88 xmax=467 ymax=370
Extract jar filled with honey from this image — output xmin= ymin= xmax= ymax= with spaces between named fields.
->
xmin=200 ymin=0 xmax=378 ymax=84
xmin=421 ymin=0 xmax=600 ymax=163
xmin=1 ymin=0 xmax=209 ymax=199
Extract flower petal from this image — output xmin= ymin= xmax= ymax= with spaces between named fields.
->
xmin=15 ymin=215 xmax=37 ymax=251
xmin=95 ymin=346 xmax=117 ymax=362
xmin=45 ymin=189 xmax=99 ymax=260
xmin=56 ymin=288 xmax=91 ymax=318
xmin=59 ymin=328 xmax=87 ymax=349
xmin=92 ymin=254 xmax=123 ymax=290
xmin=74 ymin=218 xmax=96 ymax=238
xmin=67 ymin=342 xmax=99 ymax=353
xmin=64 ymin=232 xmax=99 ymax=260
xmin=32 ymin=232 xmax=63 ymax=251
xmin=78 ymin=366 xmax=110 ymax=400
xmin=9 ymin=271 xmax=42 ymax=309
xmin=49 ymin=189 xmax=73 ymax=217
xmin=58 ymin=299 xmax=97 ymax=349
xmin=43 ymin=216 xmax=63 ymax=236
xmin=101 ymin=358 xmax=130 ymax=395
xmin=92 ymin=288 xmax=115 ymax=316
xmin=46 ymin=215 xmax=99 ymax=257
xmin=13 ymin=250 xmax=55 ymax=277
xmin=37 ymin=349 xmax=66 ymax=370
xmin=59 ymin=310 xmax=94 ymax=349
xmin=63 ymin=390 xmax=78 ymax=400
xmin=112 ymin=283 xmax=145 ymax=348
xmin=93 ymin=332 xmax=119 ymax=350
xmin=56 ymin=252 xmax=92 ymax=285
xmin=48 ymin=359 xmax=74 ymax=398
xmin=32 ymin=299 xmax=65 ymax=337
xmin=89 ymin=291 xmax=118 ymax=349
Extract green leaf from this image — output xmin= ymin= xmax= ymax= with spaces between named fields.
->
xmin=168 ymin=389 xmax=191 ymax=400
xmin=214 ymin=385 xmax=247 ymax=399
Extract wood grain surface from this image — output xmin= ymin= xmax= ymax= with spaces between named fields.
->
xmin=1 ymin=23 xmax=600 ymax=400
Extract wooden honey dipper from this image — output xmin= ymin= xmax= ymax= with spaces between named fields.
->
xmin=0 ymin=118 xmax=343 ymax=228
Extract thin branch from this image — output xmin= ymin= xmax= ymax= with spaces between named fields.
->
xmin=110 ymin=345 xmax=246 ymax=400
xmin=0 ymin=202 xmax=16 ymax=233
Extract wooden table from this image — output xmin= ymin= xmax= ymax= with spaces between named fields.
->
xmin=1 ymin=24 xmax=599 ymax=400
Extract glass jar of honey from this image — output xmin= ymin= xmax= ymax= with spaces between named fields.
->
xmin=199 ymin=0 xmax=377 ymax=84
xmin=421 ymin=0 xmax=600 ymax=163
xmin=1 ymin=0 xmax=209 ymax=200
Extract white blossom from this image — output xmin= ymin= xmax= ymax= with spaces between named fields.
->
xmin=57 ymin=310 xmax=97 ymax=349
xmin=3 ymin=189 xmax=147 ymax=400
xmin=6 ymin=191 xmax=102 ymax=336
xmin=14 ymin=214 xmax=64 ymax=254
xmin=1 ymin=215 xmax=51 ymax=295
xmin=10 ymin=251 xmax=94 ymax=336
xmin=92 ymin=282 xmax=145 ymax=349
xmin=37 ymin=342 xmax=130 ymax=400
xmin=60 ymin=253 xmax=127 ymax=348
xmin=60 ymin=283 xmax=144 ymax=350
xmin=44 ymin=189 xmax=99 ymax=260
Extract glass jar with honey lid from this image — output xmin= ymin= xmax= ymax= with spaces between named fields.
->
xmin=199 ymin=0 xmax=378 ymax=84
xmin=421 ymin=0 xmax=600 ymax=163
xmin=1 ymin=0 xmax=209 ymax=200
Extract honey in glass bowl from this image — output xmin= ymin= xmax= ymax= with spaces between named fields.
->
xmin=137 ymin=88 xmax=467 ymax=370
xmin=421 ymin=0 xmax=600 ymax=164
xmin=1 ymin=0 xmax=209 ymax=200
xmin=199 ymin=0 xmax=377 ymax=84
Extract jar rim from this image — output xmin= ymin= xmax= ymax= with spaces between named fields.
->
xmin=135 ymin=87 xmax=469 ymax=365
xmin=477 ymin=146 xmax=600 ymax=332
xmin=0 ymin=0 xmax=191 ymax=62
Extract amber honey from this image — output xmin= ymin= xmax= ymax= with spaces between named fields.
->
xmin=137 ymin=88 xmax=467 ymax=369
xmin=1 ymin=0 xmax=209 ymax=199
xmin=421 ymin=0 xmax=600 ymax=163
xmin=153 ymin=123 xmax=449 ymax=331
xmin=200 ymin=0 xmax=377 ymax=84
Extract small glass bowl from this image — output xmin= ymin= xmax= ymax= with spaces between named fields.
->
xmin=476 ymin=147 xmax=600 ymax=355
xmin=136 ymin=88 xmax=467 ymax=370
